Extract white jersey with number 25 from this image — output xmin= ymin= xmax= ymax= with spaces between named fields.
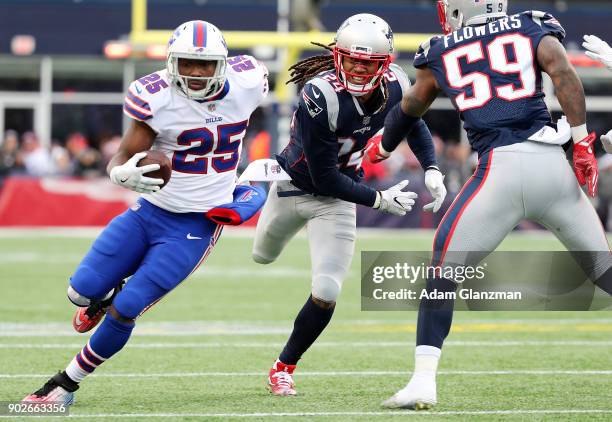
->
xmin=123 ymin=55 xmax=268 ymax=213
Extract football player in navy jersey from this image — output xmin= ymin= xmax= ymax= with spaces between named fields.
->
xmin=251 ymin=14 xmax=446 ymax=396
xmin=582 ymin=34 xmax=612 ymax=153
xmin=368 ymin=0 xmax=612 ymax=409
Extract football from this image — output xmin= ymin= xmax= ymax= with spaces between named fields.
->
xmin=138 ymin=150 xmax=172 ymax=188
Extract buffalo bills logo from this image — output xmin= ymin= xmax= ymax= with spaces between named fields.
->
xmin=238 ymin=190 xmax=258 ymax=203
xmin=168 ymin=28 xmax=182 ymax=47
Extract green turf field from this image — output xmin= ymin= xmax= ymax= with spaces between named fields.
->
xmin=0 ymin=229 xmax=611 ymax=421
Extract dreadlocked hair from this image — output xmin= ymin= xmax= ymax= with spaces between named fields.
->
xmin=287 ymin=42 xmax=336 ymax=89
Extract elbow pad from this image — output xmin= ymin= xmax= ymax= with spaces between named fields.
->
xmin=205 ymin=184 xmax=267 ymax=226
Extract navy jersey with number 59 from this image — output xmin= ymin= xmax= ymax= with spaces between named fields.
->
xmin=414 ymin=11 xmax=565 ymax=156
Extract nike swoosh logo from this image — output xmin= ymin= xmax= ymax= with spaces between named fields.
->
xmin=120 ymin=177 xmax=129 ymax=183
xmin=312 ymin=87 xmax=321 ymax=99
xmin=135 ymin=85 xmax=143 ymax=94
xmin=74 ymin=313 xmax=83 ymax=326
xmin=187 ymin=233 xmax=202 ymax=240
xmin=393 ymin=197 xmax=405 ymax=208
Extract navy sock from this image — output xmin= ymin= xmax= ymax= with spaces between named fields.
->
xmin=416 ymin=278 xmax=456 ymax=349
xmin=65 ymin=313 xmax=134 ymax=382
xmin=89 ymin=313 xmax=134 ymax=359
xmin=279 ymin=296 xmax=335 ymax=365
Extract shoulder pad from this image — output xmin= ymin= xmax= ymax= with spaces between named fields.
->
xmin=414 ymin=36 xmax=442 ymax=68
xmin=522 ymin=10 xmax=565 ymax=42
xmin=526 ymin=10 xmax=547 ymax=19
xmin=299 ymin=78 xmax=340 ymax=133
xmin=124 ymin=70 xmax=170 ymax=122
xmin=387 ymin=63 xmax=411 ymax=94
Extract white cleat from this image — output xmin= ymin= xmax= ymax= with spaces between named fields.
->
xmin=381 ymin=373 xmax=437 ymax=410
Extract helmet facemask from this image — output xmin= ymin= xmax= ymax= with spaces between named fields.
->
xmin=332 ymin=13 xmax=394 ymax=97
xmin=167 ymin=54 xmax=227 ymax=101
xmin=437 ymin=0 xmax=455 ymax=35
xmin=333 ymin=47 xmax=391 ymax=97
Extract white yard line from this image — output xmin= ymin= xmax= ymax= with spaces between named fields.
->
xmin=1 ymin=340 xmax=612 ymax=349
xmin=1 ymin=320 xmax=611 ymax=337
xmin=2 ymin=370 xmax=612 ymax=379
xmin=1 ymin=409 xmax=610 ymax=418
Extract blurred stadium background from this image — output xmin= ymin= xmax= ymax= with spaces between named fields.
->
xmin=0 ymin=0 xmax=611 ymax=229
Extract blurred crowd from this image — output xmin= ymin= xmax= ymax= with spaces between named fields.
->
xmin=1 ymin=127 xmax=609 ymax=230
xmin=0 ymin=130 xmax=120 ymax=179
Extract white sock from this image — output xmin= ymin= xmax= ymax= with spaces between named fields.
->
xmin=65 ymin=341 xmax=106 ymax=383
xmin=65 ymin=357 xmax=90 ymax=383
xmin=413 ymin=345 xmax=441 ymax=378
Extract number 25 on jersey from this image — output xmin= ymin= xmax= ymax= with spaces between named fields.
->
xmin=173 ymin=121 xmax=248 ymax=174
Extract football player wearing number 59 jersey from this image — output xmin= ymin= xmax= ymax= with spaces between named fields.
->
xmin=370 ymin=0 xmax=612 ymax=410
xmin=22 ymin=20 xmax=267 ymax=406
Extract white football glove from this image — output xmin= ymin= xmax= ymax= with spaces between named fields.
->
xmin=109 ymin=152 xmax=163 ymax=194
xmin=602 ymin=130 xmax=612 ymax=154
xmin=582 ymin=35 xmax=612 ymax=71
xmin=374 ymin=180 xmax=418 ymax=216
xmin=423 ymin=168 xmax=447 ymax=213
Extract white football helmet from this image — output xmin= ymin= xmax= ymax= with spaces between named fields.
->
xmin=437 ymin=0 xmax=508 ymax=35
xmin=333 ymin=13 xmax=394 ymax=97
xmin=166 ymin=20 xmax=228 ymax=100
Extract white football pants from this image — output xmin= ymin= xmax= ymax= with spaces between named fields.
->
xmin=252 ymin=180 xmax=356 ymax=303
xmin=433 ymin=141 xmax=611 ymax=280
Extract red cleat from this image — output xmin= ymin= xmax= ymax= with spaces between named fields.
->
xmin=72 ymin=281 xmax=124 ymax=333
xmin=72 ymin=302 xmax=107 ymax=333
xmin=22 ymin=372 xmax=78 ymax=406
xmin=268 ymin=359 xmax=297 ymax=396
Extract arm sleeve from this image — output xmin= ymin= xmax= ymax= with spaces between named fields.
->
xmin=298 ymin=84 xmax=378 ymax=207
xmin=382 ymin=102 xmax=437 ymax=170
xmin=405 ymin=119 xmax=437 ymax=170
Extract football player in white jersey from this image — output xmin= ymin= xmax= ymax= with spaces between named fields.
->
xmin=22 ymin=20 xmax=268 ymax=406
xmin=582 ymin=34 xmax=612 ymax=153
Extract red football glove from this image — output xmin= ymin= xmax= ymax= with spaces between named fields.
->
xmin=366 ymin=131 xmax=390 ymax=163
xmin=573 ymin=132 xmax=599 ymax=197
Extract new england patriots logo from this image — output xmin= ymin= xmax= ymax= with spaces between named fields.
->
xmin=302 ymin=89 xmax=323 ymax=118
xmin=545 ymin=16 xmax=562 ymax=27
xmin=385 ymin=27 xmax=393 ymax=42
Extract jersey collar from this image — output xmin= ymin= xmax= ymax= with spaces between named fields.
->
xmin=196 ymin=79 xmax=230 ymax=103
